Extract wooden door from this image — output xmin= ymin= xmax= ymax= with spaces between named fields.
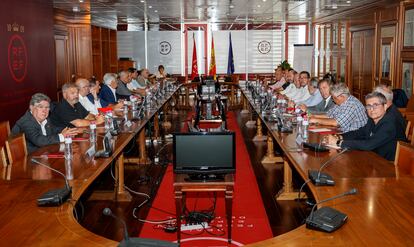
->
xmin=55 ymin=34 xmax=70 ymax=100
xmin=350 ymin=29 xmax=374 ymax=101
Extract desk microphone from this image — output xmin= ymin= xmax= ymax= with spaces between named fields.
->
xmin=31 ymin=158 xmax=72 ymax=207
xmin=308 ymin=148 xmax=349 ymax=186
xmin=102 ymin=208 xmax=177 ymax=247
xmin=306 ymin=188 xmax=357 ymax=232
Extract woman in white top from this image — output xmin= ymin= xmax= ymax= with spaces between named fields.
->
xmin=155 ymin=65 xmax=167 ymax=79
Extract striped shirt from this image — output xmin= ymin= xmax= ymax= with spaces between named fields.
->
xmin=327 ymin=95 xmax=368 ymax=133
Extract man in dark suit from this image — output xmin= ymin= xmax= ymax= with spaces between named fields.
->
xmin=100 ymin=73 xmax=119 ymax=106
xmin=12 ymin=93 xmax=78 ymax=153
xmin=374 ymin=84 xmax=407 ymax=142
xmin=298 ymin=79 xmax=335 ymax=114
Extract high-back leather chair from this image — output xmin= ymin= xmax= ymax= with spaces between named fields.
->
xmin=394 ymin=141 xmax=414 ymax=177
xmin=5 ymin=133 xmax=28 ymax=165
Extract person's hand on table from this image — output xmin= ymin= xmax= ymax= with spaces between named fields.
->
xmin=95 ymin=114 xmax=105 ymax=125
xmin=61 ymin=127 xmax=79 ymax=137
xmin=309 ymin=116 xmax=319 ymax=124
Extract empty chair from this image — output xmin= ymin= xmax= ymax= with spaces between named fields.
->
xmin=394 ymin=141 xmax=414 ymax=177
xmin=0 ymin=121 xmax=10 ymax=166
xmin=5 ymin=133 xmax=28 ymax=165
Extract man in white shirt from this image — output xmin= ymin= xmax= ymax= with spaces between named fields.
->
xmin=295 ymin=77 xmax=323 ymax=107
xmin=286 ymin=71 xmax=311 ymax=102
xmin=76 ymin=78 xmax=101 ymax=115
xmin=269 ymin=67 xmax=286 ymax=90
xmin=127 ymin=68 xmax=140 ymax=91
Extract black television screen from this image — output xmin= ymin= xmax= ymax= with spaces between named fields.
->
xmin=173 ymin=132 xmax=235 ymax=175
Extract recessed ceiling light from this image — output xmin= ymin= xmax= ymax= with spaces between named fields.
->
xmin=229 ymin=5 xmax=234 ymax=9
xmin=226 ymin=12 xmax=230 ymax=16
xmin=154 ymin=10 xmax=158 ymax=13
xmin=140 ymin=0 xmax=145 ymax=2
xmin=148 ymin=5 xmax=152 ymax=8
xmin=346 ymin=0 xmax=351 ymax=3
xmin=332 ymin=5 xmax=338 ymax=9
xmin=73 ymin=6 xmax=80 ymax=12
xmin=262 ymin=0 xmax=267 ymax=2
xmin=257 ymin=4 xmax=261 ymax=8
xmin=79 ymin=0 xmax=84 ymax=3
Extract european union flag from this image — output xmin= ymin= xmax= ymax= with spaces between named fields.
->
xmin=227 ymin=33 xmax=235 ymax=75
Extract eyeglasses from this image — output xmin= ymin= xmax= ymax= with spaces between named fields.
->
xmin=365 ymin=103 xmax=384 ymax=111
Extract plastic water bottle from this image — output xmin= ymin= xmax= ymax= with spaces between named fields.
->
xmin=65 ymin=159 xmax=73 ymax=180
xmin=296 ymin=116 xmax=303 ymax=133
xmin=123 ymin=104 xmax=129 ymax=121
xmin=303 ymin=118 xmax=309 ymax=141
xmin=105 ymin=111 xmax=113 ymax=130
xmin=89 ymin=122 xmax=97 ymax=143
xmin=64 ymin=137 xmax=73 ymax=160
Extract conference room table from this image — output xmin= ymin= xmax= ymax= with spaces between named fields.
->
xmin=239 ymin=82 xmax=414 ymax=246
xmin=0 ymin=87 xmax=179 ymax=246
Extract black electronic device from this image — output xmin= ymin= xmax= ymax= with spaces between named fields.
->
xmin=95 ymin=133 xmax=113 ymax=158
xmin=32 ymin=158 xmax=72 ymax=207
xmin=102 ymin=208 xmax=177 ymax=247
xmin=306 ymin=188 xmax=357 ymax=232
xmin=308 ymin=148 xmax=349 ymax=186
xmin=110 ymin=118 xmax=120 ymax=136
xmin=303 ymin=142 xmax=330 ymax=152
xmin=173 ymin=132 xmax=235 ymax=179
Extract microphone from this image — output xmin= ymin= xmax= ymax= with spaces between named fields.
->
xmin=306 ymin=188 xmax=358 ymax=232
xmin=31 ymin=158 xmax=72 ymax=207
xmin=103 ymin=208 xmax=129 ymax=241
xmin=308 ymin=148 xmax=349 ymax=186
xmin=102 ymin=208 xmax=178 ymax=247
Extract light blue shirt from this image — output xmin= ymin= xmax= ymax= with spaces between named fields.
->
xmin=297 ymin=89 xmax=322 ymax=107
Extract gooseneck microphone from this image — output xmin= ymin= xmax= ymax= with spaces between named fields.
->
xmin=306 ymin=188 xmax=358 ymax=232
xmin=102 ymin=208 xmax=178 ymax=247
xmin=308 ymin=148 xmax=349 ymax=186
xmin=31 ymin=158 xmax=72 ymax=207
xmin=103 ymin=208 xmax=129 ymax=241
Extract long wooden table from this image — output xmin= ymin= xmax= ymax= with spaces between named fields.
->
xmin=0 ymin=87 xmax=179 ymax=246
xmin=240 ymin=83 xmax=414 ymax=246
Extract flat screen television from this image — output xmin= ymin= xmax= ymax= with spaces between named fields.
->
xmin=173 ymin=132 xmax=235 ymax=180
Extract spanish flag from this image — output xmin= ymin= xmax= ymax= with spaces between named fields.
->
xmin=209 ymin=35 xmax=216 ymax=80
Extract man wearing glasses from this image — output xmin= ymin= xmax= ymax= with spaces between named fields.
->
xmin=309 ymin=83 xmax=368 ymax=133
xmin=12 ymin=93 xmax=78 ymax=153
xmin=323 ymin=92 xmax=397 ymax=161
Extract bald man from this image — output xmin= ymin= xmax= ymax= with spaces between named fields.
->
xmin=76 ymin=78 xmax=102 ymax=115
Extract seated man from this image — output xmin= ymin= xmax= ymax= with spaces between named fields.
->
xmin=76 ymin=78 xmax=101 ymax=115
xmin=298 ymin=79 xmax=335 ymax=114
xmin=295 ymin=77 xmax=322 ymax=107
xmin=51 ymin=83 xmax=104 ymax=128
xmin=100 ymin=73 xmax=119 ymax=106
xmin=280 ymin=70 xmax=298 ymax=95
xmin=324 ymin=92 xmax=397 ymax=161
xmin=269 ymin=66 xmax=286 ymax=90
xmin=374 ymin=84 xmax=407 ymax=142
xmin=127 ymin=68 xmax=146 ymax=96
xmin=310 ymin=83 xmax=367 ymax=133
xmin=12 ymin=93 xmax=78 ymax=153
xmin=116 ymin=70 xmax=132 ymax=100
xmin=285 ymin=71 xmax=311 ymax=102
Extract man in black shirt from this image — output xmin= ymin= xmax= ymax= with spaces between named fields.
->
xmin=51 ymin=83 xmax=104 ymax=128
xmin=324 ymin=92 xmax=397 ymax=161
xmin=373 ymin=84 xmax=407 ymax=142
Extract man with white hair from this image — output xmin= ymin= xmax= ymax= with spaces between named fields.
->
xmin=51 ymin=83 xmax=104 ymax=128
xmin=76 ymin=78 xmax=101 ymax=115
xmin=116 ymin=70 xmax=132 ymax=100
xmin=100 ymin=73 xmax=119 ymax=105
xmin=374 ymin=84 xmax=407 ymax=141
xmin=12 ymin=93 xmax=78 ymax=153
xmin=310 ymin=83 xmax=368 ymax=133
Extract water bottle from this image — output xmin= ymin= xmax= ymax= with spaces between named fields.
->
xmin=64 ymin=137 xmax=73 ymax=160
xmin=296 ymin=116 xmax=303 ymax=133
xmin=131 ymin=97 xmax=138 ymax=111
xmin=303 ymin=118 xmax=309 ymax=141
xmin=105 ymin=111 xmax=113 ymax=130
xmin=89 ymin=122 xmax=97 ymax=143
xmin=281 ymin=99 xmax=287 ymax=113
xmin=123 ymin=104 xmax=129 ymax=121
xmin=65 ymin=159 xmax=73 ymax=180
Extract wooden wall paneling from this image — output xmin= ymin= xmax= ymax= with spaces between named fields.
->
xmin=362 ymin=29 xmax=375 ymax=98
xmin=351 ymin=31 xmax=363 ymax=99
xmin=54 ymin=34 xmax=70 ymax=93
xmin=92 ymin=26 xmax=103 ymax=80
xmin=110 ymin=30 xmax=118 ymax=73
xmin=73 ymin=26 xmax=93 ymax=78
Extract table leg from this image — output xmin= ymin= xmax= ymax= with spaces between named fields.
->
xmin=253 ymin=118 xmax=267 ymax=142
xmin=153 ymin=112 xmax=160 ymax=142
xmin=138 ymin=129 xmax=150 ymax=164
xmin=116 ymin=154 xmax=132 ymax=201
xmin=226 ymin=188 xmax=233 ymax=244
xmin=262 ymin=133 xmax=284 ymax=164
xmin=276 ymin=160 xmax=300 ymax=200
xmin=175 ymin=189 xmax=183 ymax=244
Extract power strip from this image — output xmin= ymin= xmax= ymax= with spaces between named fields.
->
xmin=180 ymin=222 xmax=210 ymax=231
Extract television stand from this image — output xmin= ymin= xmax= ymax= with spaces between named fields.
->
xmin=185 ymin=174 xmax=224 ymax=182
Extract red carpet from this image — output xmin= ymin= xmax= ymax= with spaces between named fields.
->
xmin=138 ymin=112 xmax=273 ymax=246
